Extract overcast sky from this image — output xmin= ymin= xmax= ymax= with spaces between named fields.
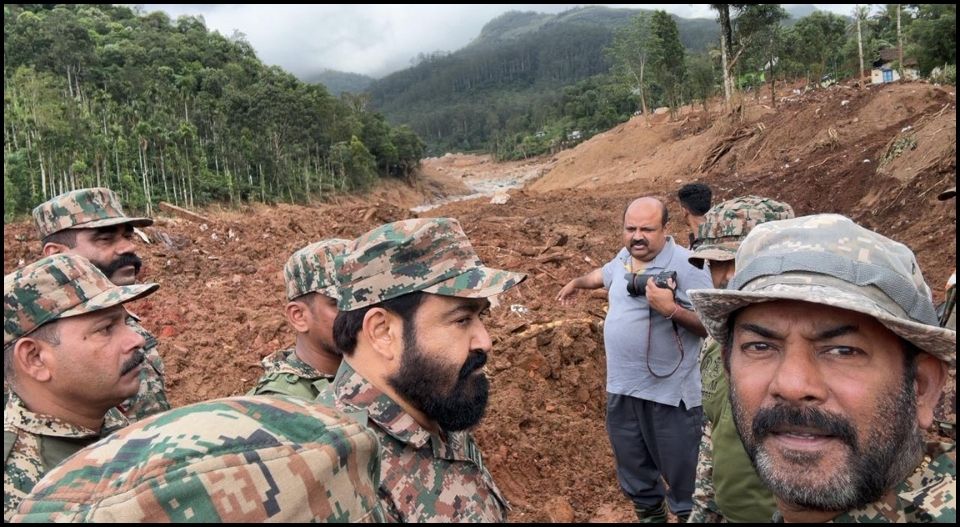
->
xmin=142 ymin=4 xmax=859 ymax=79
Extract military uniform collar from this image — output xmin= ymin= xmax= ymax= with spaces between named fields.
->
xmin=261 ymin=347 xmax=328 ymax=380
xmin=4 ymin=391 xmax=127 ymax=438
xmin=831 ymin=441 xmax=955 ymax=522
xmin=333 ymin=361 xmax=433 ymax=448
xmin=333 ymin=361 xmax=480 ymax=462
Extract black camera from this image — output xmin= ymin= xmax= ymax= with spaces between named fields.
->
xmin=625 ymin=270 xmax=677 ymax=297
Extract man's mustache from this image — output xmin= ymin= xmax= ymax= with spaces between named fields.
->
xmin=752 ymin=404 xmax=858 ymax=448
xmin=120 ymin=350 xmax=145 ymax=376
xmin=458 ymin=351 xmax=487 ymax=380
xmin=100 ymin=253 xmax=142 ymax=277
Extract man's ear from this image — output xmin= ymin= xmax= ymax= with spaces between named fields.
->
xmin=361 ymin=308 xmax=400 ymax=362
xmin=13 ymin=337 xmax=54 ymax=383
xmin=914 ymin=353 xmax=947 ymax=429
xmin=42 ymin=243 xmax=68 ymax=257
xmin=284 ymin=301 xmax=310 ymax=333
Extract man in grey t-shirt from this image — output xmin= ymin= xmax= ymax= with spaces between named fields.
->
xmin=558 ymin=197 xmax=712 ymax=522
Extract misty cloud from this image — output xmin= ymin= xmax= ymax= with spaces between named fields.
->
xmin=142 ymin=4 xmax=858 ymax=79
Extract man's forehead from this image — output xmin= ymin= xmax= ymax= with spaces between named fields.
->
xmin=76 ymin=224 xmax=131 ymax=238
xmin=64 ymin=303 xmax=128 ymax=327
xmin=624 ymin=202 xmax=663 ymax=226
xmin=734 ymin=300 xmax=882 ymax=336
xmin=428 ymin=294 xmax=490 ymax=312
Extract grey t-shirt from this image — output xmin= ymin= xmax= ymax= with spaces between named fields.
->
xmin=601 ymin=237 xmax=713 ymax=407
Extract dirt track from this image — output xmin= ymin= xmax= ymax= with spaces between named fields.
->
xmin=3 ymin=81 xmax=956 ymax=523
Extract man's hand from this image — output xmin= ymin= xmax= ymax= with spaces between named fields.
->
xmin=556 ymin=280 xmax=580 ymax=305
xmin=557 ymin=267 xmax=604 ymax=306
xmin=646 ymin=276 xmax=677 ymax=317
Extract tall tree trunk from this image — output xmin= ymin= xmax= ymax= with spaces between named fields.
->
xmin=896 ymin=5 xmax=904 ymax=80
xmin=718 ymin=5 xmax=733 ymax=104
xmin=856 ymin=6 xmax=865 ymax=83
xmin=39 ymin=150 xmax=47 ymax=198
xmin=160 ymin=143 xmax=169 ymax=202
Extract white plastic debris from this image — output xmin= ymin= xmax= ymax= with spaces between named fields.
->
xmin=133 ymin=227 xmax=151 ymax=244
xmin=510 ymin=304 xmax=530 ymax=315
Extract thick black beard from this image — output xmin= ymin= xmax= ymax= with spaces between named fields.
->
xmin=387 ymin=323 xmax=489 ymax=432
xmin=730 ymin=373 xmax=922 ymax=511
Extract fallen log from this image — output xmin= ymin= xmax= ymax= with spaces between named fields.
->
xmin=158 ymin=201 xmax=211 ymax=224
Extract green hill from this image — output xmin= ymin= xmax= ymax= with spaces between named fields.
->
xmin=3 ymin=4 xmax=424 ymax=219
xmin=306 ymin=69 xmax=375 ymax=95
xmin=368 ymin=6 xmax=719 ymax=155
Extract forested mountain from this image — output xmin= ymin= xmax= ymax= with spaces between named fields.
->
xmin=368 ymin=6 xmax=719 ymax=156
xmin=3 ymin=4 xmax=424 ymax=220
xmin=367 ymin=5 xmax=954 ymax=160
xmin=306 ymin=69 xmax=375 ymax=95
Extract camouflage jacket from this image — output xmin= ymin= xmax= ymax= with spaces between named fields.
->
xmin=332 ymin=361 xmax=509 ymax=522
xmin=771 ymin=442 xmax=956 ymax=523
xmin=11 ymin=396 xmax=385 ymax=522
xmin=3 ymin=391 xmax=127 ymax=521
xmin=248 ymin=347 xmax=336 ymax=406
xmin=934 ymin=274 xmax=955 ymax=439
xmin=117 ymin=314 xmax=170 ymax=422
xmin=690 ymin=338 xmax=777 ymax=523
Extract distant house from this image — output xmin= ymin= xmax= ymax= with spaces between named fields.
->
xmin=872 ymin=47 xmax=919 ymax=84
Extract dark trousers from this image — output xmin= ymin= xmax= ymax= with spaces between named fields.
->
xmin=605 ymin=393 xmax=703 ymax=515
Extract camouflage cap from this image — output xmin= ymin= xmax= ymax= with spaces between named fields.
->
xmin=284 ymin=238 xmax=350 ymax=301
xmin=12 ymin=396 xmax=383 ymax=522
xmin=938 ymin=187 xmax=956 ymax=201
xmin=689 ymin=214 xmax=955 ymax=365
xmin=32 ymin=187 xmax=153 ymax=239
xmin=4 ymin=254 xmax=158 ymax=349
xmin=336 ymin=218 xmax=526 ymax=311
xmin=689 ymin=196 xmax=795 ymax=269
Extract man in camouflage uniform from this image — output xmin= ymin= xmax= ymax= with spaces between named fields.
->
xmin=686 ymin=196 xmax=794 ymax=523
xmin=3 ymin=253 xmax=159 ymax=521
xmin=31 ymin=187 xmax=169 ymax=422
xmin=331 ymin=218 xmax=526 ymax=522
xmin=248 ymin=239 xmax=349 ymax=405
xmin=934 ymin=186 xmax=955 ymax=439
xmin=13 ymin=395 xmax=384 ymax=522
xmin=690 ymin=214 xmax=956 ymax=522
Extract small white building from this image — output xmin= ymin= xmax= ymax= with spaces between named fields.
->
xmin=872 ymin=47 xmax=920 ymax=84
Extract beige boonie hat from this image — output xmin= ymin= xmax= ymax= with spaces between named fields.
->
xmin=689 ymin=214 xmax=955 ymax=365
xmin=32 ymin=187 xmax=153 ymax=239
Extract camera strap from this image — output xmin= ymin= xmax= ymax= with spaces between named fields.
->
xmin=645 ymin=307 xmax=685 ymax=379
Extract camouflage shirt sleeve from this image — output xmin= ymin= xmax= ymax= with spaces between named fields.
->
xmin=116 ymin=317 xmax=170 ymax=422
xmin=332 ymin=361 xmax=508 ymax=522
xmin=688 ymin=418 xmax=725 ymax=523
xmin=3 ymin=393 xmax=121 ymax=522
